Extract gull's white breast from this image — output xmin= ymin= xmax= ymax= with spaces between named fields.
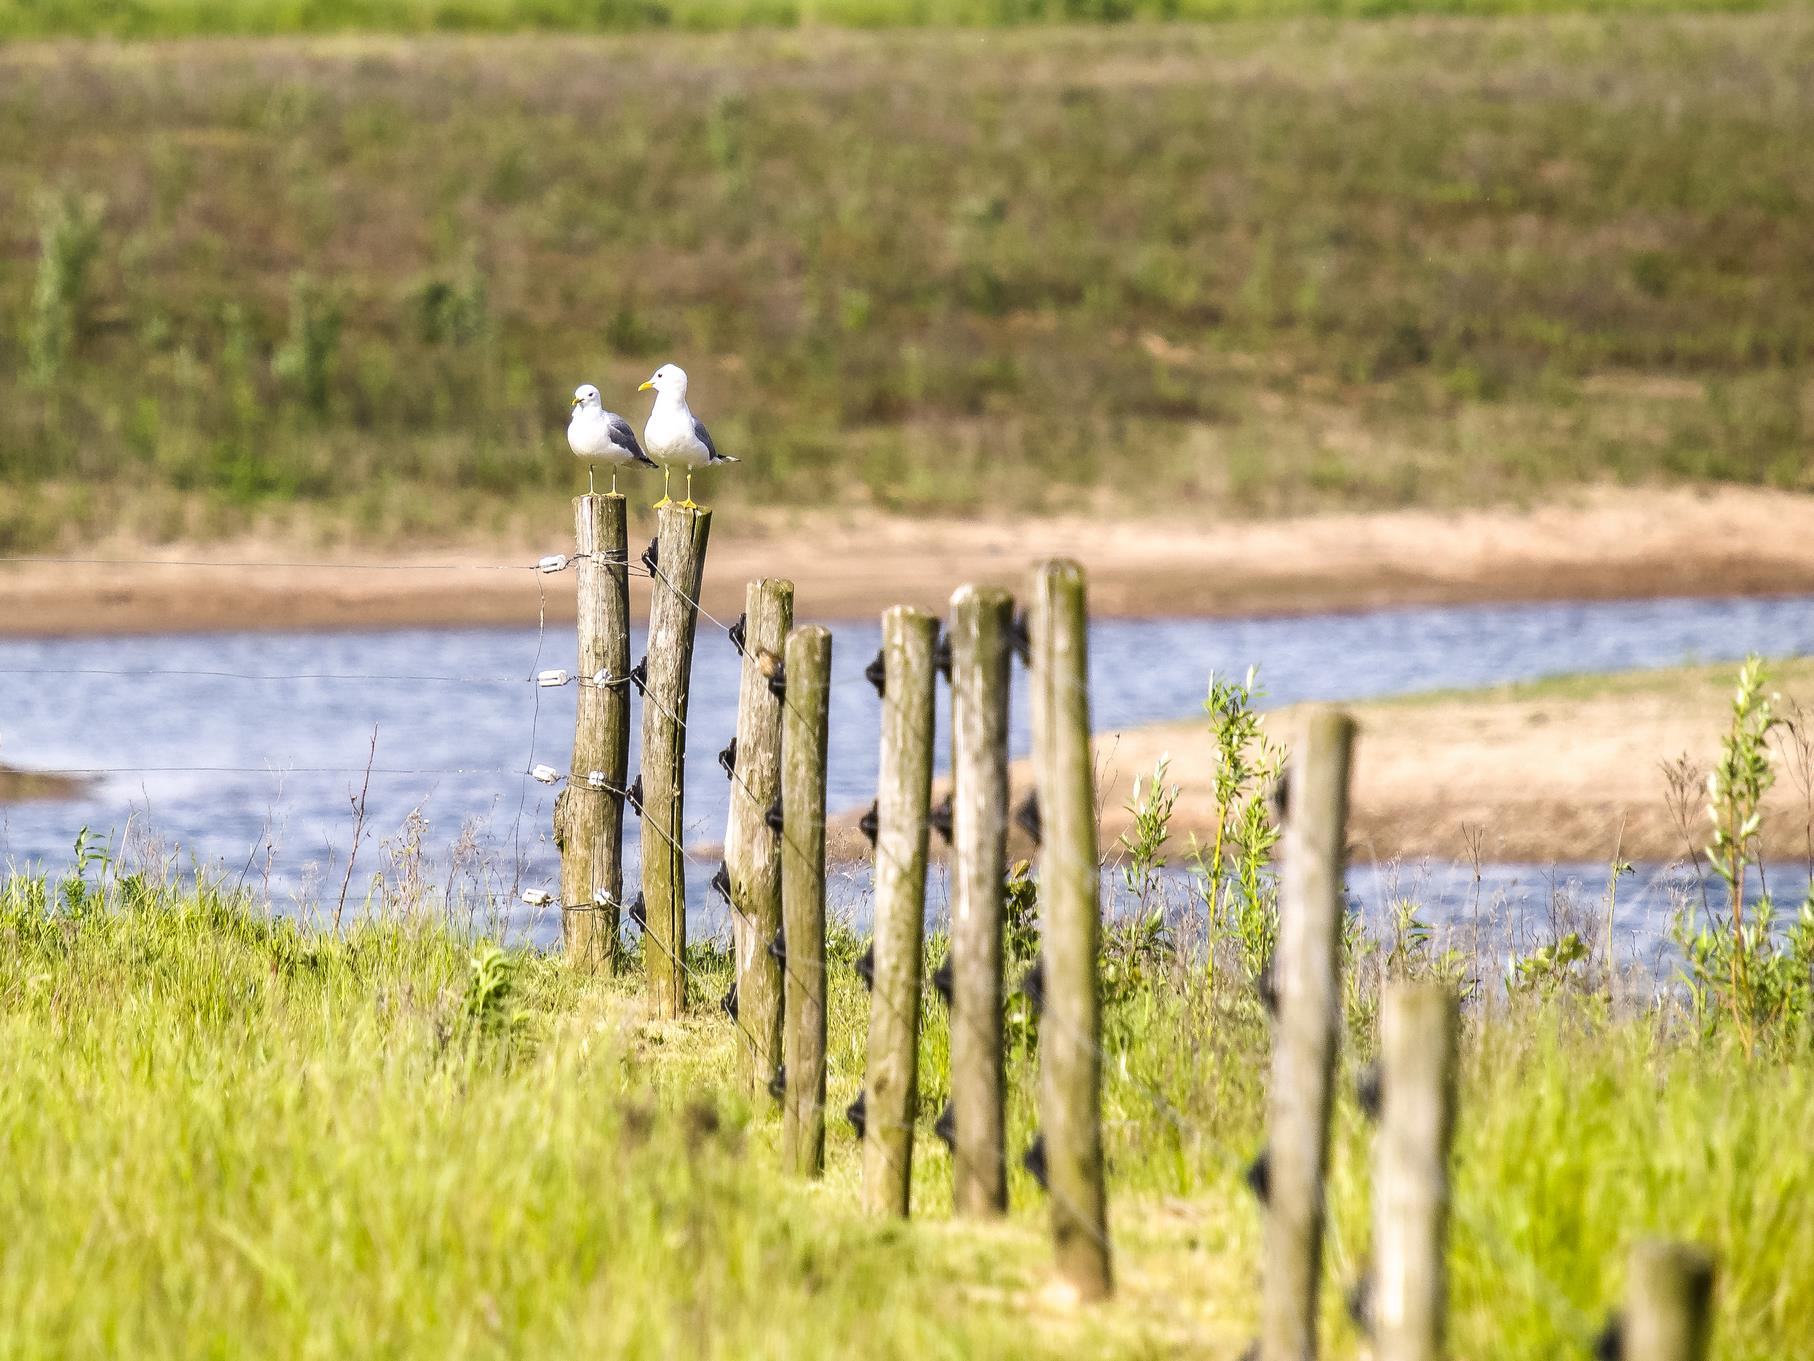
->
xmin=644 ymin=399 xmax=713 ymax=470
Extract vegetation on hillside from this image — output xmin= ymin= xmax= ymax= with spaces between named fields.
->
xmin=0 ymin=14 xmax=1810 ymax=548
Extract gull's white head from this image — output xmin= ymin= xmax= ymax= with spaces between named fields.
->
xmin=571 ymin=383 xmax=601 ymax=410
xmin=638 ymin=364 xmax=688 ymax=398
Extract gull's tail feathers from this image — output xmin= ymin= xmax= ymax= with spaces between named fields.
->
xmin=711 ymin=453 xmax=740 ymax=465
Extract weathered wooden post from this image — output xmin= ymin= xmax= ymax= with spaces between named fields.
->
xmin=1373 ymin=982 xmax=1460 ymax=1361
xmin=949 ymin=584 xmax=1013 ymax=1217
xmin=1260 ymin=706 xmax=1355 ymax=1361
xmin=555 ymin=492 xmax=630 ymax=970
xmin=724 ymin=578 xmax=793 ymax=1096
xmin=781 ymin=624 xmax=831 ymax=1177
xmin=861 ymin=605 xmax=937 ymax=1216
xmin=1623 ymin=1241 xmax=1715 ymax=1361
xmin=1029 ymin=559 xmax=1112 ymax=1301
xmin=640 ymin=505 xmax=711 ymax=1018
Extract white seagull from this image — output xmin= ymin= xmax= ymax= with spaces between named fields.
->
xmin=638 ymin=364 xmax=738 ymax=509
xmin=567 ymin=383 xmax=655 ymax=495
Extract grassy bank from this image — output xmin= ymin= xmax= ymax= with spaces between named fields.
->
xmin=2 ymin=867 xmax=1811 ymax=1357
xmin=1 ymin=13 xmax=1811 ymax=550
xmin=0 ymin=0 xmax=1781 ymax=41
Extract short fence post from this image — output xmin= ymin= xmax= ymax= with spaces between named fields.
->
xmin=640 ymin=505 xmax=712 ymax=1019
xmin=1029 ymin=559 xmax=1113 ymax=1301
xmin=861 ymin=605 xmax=937 ymax=1216
xmin=781 ymin=624 xmax=831 ymax=1178
xmin=725 ymin=578 xmax=793 ymax=1096
xmin=1624 ymin=1241 xmax=1715 ymax=1361
xmin=949 ymin=584 xmax=1013 ymax=1217
xmin=1260 ymin=706 xmax=1355 ymax=1361
xmin=1373 ymin=982 xmax=1460 ymax=1361
xmin=556 ymin=492 xmax=630 ymax=970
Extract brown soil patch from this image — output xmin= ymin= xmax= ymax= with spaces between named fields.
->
xmin=1 ymin=486 xmax=1811 ymax=637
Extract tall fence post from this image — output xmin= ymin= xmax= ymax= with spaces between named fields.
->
xmin=1260 ymin=706 xmax=1355 ymax=1361
xmin=640 ymin=505 xmax=711 ymax=1019
xmin=725 ymin=578 xmax=793 ymax=1096
xmin=949 ymin=584 xmax=1013 ymax=1217
xmin=1373 ymin=982 xmax=1460 ymax=1361
xmin=1029 ymin=559 xmax=1112 ymax=1301
xmin=556 ymin=492 xmax=630 ymax=970
xmin=1624 ymin=1241 xmax=1715 ymax=1361
xmin=781 ymin=624 xmax=831 ymax=1178
xmin=861 ymin=605 xmax=936 ymax=1216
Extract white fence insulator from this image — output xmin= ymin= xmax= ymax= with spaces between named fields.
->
xmin=531 ymin=763 xmax=561 ymax=784
xmin=593 ymin=889 xmax=613 ymax=907
xmin=586 ymin=770 xmax=609 ymax=790
xmin=537 ymin=669 xmax=571 ymax=688
xmin=590 ymin=669 xmax=615 ymax=688
xmin=522 ymin=888 xmax=554 ymax=907
xmin=537 ymin=554 xmax=569 ymax=574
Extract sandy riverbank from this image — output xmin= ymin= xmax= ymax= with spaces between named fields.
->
xmin=0 ymin=486 xmax=1811 ymax=636
xmin=826 ymin=658 xmax=1814 ymax=868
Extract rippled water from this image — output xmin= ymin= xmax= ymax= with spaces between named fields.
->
xmin=2 ymin=592 xmax=1810 ymax=950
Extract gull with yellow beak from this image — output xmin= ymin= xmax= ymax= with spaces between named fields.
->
xmin=568 ymin=383 xmax=655 ymax=495
xmin=639 ymin=363 xmax=738 ymax=509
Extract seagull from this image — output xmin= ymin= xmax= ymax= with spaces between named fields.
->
xmin=567 ymin=384 xmax=654 ymax=495
xmin=638 ymin=364 xmax=738 ymax=510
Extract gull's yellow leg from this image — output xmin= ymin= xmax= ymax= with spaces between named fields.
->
xmin=588 ymin=466 xmax=596 ymax=495
xmin=679 ymin=470 xmax=699 ymax=511
xmin=611 ymin=470 xmax=620 ymax=496
xmin=654 ymin=467 xmax=673 ymax=510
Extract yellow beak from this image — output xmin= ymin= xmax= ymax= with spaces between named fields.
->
xmin=570 ymin=397 xmax=580 ymax=407
xmin=638 ymin=380 xmax=654 ymax=391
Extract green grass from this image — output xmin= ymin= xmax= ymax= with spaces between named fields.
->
xmin=0 ymin=12 xmax=1811 ymax=549
xmin=3 ymin=868 xmax=1811 ymax=1357
xmin=0 ymin=0 xmax=1780 ymax=41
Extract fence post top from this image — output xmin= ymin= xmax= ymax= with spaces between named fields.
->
xmin=750 ymin=577 xmax=795 ymax=598
xmin=882 ymin=603 xmax=938 ymax=628
xmin=949 ymin=582 xmax=1012 ymax=609
xmin=788 ymin=623 xmax=833 ymax=644
xmin=1633 ymin=1239 xmax=1716 ymax=1278
xmin=1032 ymin=558 xmax=1086 ymax=586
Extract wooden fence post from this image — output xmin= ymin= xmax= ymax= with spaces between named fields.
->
xmin=725 ymin=578 xmax=793 ymax=1096
xmin=1624 ymin=1241 xmax=1715 ymax=1361
xmin=949 ymin=584 xmax=1013 ymax=1217
xmin=640 ymin=505 xmax=711 ymax=1019
xmin=1373 ymin=982 xmax=1460 ymax=1361
xmin=862 ymin=605 xmax=937 ymax=1216
xmin=781 ymin=624 xmax=831 ymax=1178
xmin=555 ymin=492 xmax=629 ymax=970
xmin=1029 ymin=559 xmax=1112 ymax=1301
xmin=1260 ymin=706 xmax=1355 ymax=1361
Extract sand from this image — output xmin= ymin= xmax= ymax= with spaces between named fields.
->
xmin=0 ymin=486 xmax=1811 ymax=636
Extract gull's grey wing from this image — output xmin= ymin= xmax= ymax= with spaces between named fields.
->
xmin=692 ymin=417 xmax=724 ymax=462
xmin=609 ymin=413 xmax=656 ymax=466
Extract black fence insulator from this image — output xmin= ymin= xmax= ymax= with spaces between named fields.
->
xmin=1244 ymin=1147 xmax=1270 ymax=1205
xmin=629 ymin=657 xmax=648 ymax=695
xmin=640 ymin=536 xmax=659 ymax=576
xmin=765 ymin=796 xmax=784 ymax=834
xmin=1345 ymin=1269 xmax=1374 ymax=1336
xmin=864 ymin=648 xmax=887 ymax=698
xmin=931 ymin=954 xmax=953 ymax=1006
xmin=710 ymin=860 xmax=732 ymax=904
xmin=858 ymin=800 xmax=879 ymax=846
xmin=1022 ymin=1134 xmax=1049 ymax=1190
xmin=846 ymin=1090 xmax=867 ymax=1140
xmin=767 ymin=1065 xmax=786 ymax=1102
xmin=768 ymin=925 xmax=786 ymax=967
xmin=1592 ymin=1316 xmax=1624 ymax=1361
xmin=1018 ymin=955 xmax=1045 ymax=1016
xmin=766 ymin=660 xmax=787 ymax=700
xmin=720 ymin=982 xmax=739 ymax=1022
xmin=1256 ymin=954 xmax=1278 ymax=1016
xmin=626 ymin=774 xmax=644 ymax=815
xmin=627 ymin=891 xmax=647 ymax=932
xmin=934 ymin=1102 xmax=957 ymax=1150
xmin=728 ymin=611 xmax=747 ymax=657
xmin=929 ymin=794 xmax=954 ymax=844
xmin=932 ymin=627 xmax=952 ymax=681
xmin=855 ymin=944 xmax=875 ymax=991
xmin=1008 ymin=610 xmax=1031 ymax=665
xmin=1269 ymin=768 xmax=1291 ymax=824
xmin=718 ymin=737 xmax=737 ymax=779
xmin=1013 ymin=792 xmax=1042 ymax=847
xmin=1355 ymin=1061 xmax=1383 ymax=1120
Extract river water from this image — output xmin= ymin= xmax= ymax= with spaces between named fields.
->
xmin=2 ymin=592 xmax=1811 ymax=958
